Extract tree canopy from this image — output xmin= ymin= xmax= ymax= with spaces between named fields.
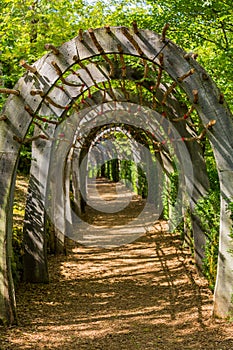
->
xmin=0 ymin=0 xmax=232 ymax=109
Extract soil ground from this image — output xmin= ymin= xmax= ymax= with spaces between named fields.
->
xmin=1 ymin=177 xmax=233 ymax=349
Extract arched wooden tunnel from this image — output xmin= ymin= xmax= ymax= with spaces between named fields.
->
xmin=0 ymin=25 xmax=233 ymax=325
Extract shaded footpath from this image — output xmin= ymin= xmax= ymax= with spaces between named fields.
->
xmin=1 ymin=180 xmax=233 ymax=349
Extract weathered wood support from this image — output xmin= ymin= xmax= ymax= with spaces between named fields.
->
xmin=23 ymin=127 xmax=51 ymax=282
xmin=0 ymin=92 xmax=33 ymax=325
xmin=213 ymin=170 xmax=233 ymax=318
xmin=71 ymin=150 xmax=83 ymax=217
xmin=0 ymin=153 xmax=18 ymax=325
xmin=149 ymin=154 xmax=164 ymax=216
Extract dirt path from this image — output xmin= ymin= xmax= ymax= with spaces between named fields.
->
xmin=1 ymin=179 xmax=233 ymax=349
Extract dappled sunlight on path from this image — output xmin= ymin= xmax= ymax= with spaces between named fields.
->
xmin=2 ymin=226 xmax=233 ymax=349
xmin=71 ymin=178 xmax=158 ymax=248
xmin=1 ymin=181 xmax=233 ymax=349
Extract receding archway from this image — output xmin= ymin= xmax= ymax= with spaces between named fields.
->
xmin=0 ymin=25 xmax=233 ymax=325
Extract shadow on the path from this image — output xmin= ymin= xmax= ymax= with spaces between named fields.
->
xmin=2 ymin=227 xmax=232 ymax=350
xmin=1 ymin=180 xmax=233 ymax=349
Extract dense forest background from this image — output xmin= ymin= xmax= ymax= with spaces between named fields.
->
xmin=0 ymin=0 xmax=232 ymax=290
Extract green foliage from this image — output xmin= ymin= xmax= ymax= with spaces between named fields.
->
xmin=11 ymin=227 xmax=24 ymax=286
xmin=167 ymin=171 xmax=179 ymax=206
xmin=194 ymin=189 xmax=220 ymax=291
xmin=228 ymin=201 xmax=233 ymax=222
xmin=0 ymin=0 xmax=86 ymax=102
xmin=161 ymin=170 xmax=183 ymax=228
xmin=187 ymin=138 xmax=221 ymax=290
xmin=228 ymin=200 xmax=233 ymax=246
xmin=17 ymin=144 xmax=32 ymax=174
xmin=161 ymin=178 xmax=169 ymax=218
xmin=12 ymin=174 xmax=29 ymax=285
xmin=17 ymin=124 xmax=34 ymax=174
xmin=204 ymin=140 xmax=219 ymax=191
xmin=120 ymin=159 xmax=133 ymax=186
xmin=135 ymin=164 xmax=147 ymax=198
xmin=161 ymin=139 xmax=221 ymax=291
xmin=145 ymin=0 xmax=233 ymax=108
xmin=0 ymin=0 xmax=232 ymax=111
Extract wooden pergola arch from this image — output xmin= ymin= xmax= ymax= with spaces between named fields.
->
xmin=0 ymin=25 xmax=233 ymax=325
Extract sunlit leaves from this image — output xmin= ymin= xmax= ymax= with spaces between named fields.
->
xmin=0 ymin=0 xmax=232 ymax=109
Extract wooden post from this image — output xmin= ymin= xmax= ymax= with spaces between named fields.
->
xmin=0 ymin=153 xmax=18 ymax=325
xmin=213 ymin=170 xmax=233 ymax=318
xmin=23 ymin=127 xmax=52 ymax=282
xmin=0 ymin=89 xmax=33 ymax=325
